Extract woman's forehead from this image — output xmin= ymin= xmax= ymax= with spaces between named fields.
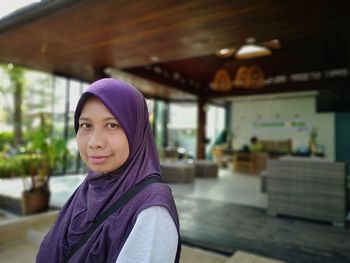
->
xmin=80 ymin=96 xmax=116 ymax=119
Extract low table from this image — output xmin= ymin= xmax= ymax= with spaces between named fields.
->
xmin=160 ymin=161 xmax=195 ymax=183
xmin=193 ymin=160 xmax=218 ymax=178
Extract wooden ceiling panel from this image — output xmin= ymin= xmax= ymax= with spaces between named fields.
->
xmin=0 ymin=0 xmax=348 ymax=98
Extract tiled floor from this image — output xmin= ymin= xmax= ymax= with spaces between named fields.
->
xmin=0 ymin=241 xmax=228 ymax=263
xmin=0 ymin=168 xmax=268 ymax=263
xmin=177 ymin=196 xmax=350 ymax=263
xmin=170 ymin=168 xmax=267 ymax=208
xmin=0 ymin=240 xmax=38 ymax=262
xmin=0 ymin=168 xmax=267 ymax=209
xmin=0 ymin=209 xmax=17 ymax=222
xmin=0 ymin=168 xmax=349 ymax=263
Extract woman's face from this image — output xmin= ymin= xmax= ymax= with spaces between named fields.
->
xmin=76 ymin=96 xmax=130 ymax=173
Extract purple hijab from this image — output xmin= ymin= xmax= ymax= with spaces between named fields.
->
xmin=37 ymin=78 xmax=180 ymax=263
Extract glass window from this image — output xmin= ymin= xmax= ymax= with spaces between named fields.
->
xmin=66 ymin=80 xmax=83 ymax=173
xmin=168 ymin=103 xmax=197 ymax=159
xmin=206 ymin=104 xmax=226 ymax=158
xmin=146 ymin=98 xmax=155 ymax=131
xmin=154 ymin=100 xmax=166 ymax=149
xmin=52 ymin=77 xmax=66 ymax=138
xmin=23 ymin=71 xmax=53 ymax=132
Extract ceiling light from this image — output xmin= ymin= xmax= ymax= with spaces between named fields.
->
xmin=263 ymin=39 xmax=281 ymax=49
xmin=215 ymin=48 xmax=235 ymax=58
xmin=235 ymin=44 xmax=271 ymax=60
xmin=150 ymin=56 xmax=159 ymax=62
xmin=219 ymin=48 xmax=231 ymax=55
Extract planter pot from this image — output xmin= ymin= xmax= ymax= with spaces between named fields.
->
xmin=21 ymin=189 xmax=50 ymax=215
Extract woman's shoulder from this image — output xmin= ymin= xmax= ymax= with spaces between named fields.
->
xmin=144 ymin=178 xmax=172 ymax=193
xmin=137 ymin=205 xmax=172 ymax=219
xmin=129 ymin=177 xmax=170 ymax=199
xmin=129 ymin=178 xmax=177 ymax=218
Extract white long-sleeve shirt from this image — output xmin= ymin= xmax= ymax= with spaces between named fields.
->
xmin=116 ymin=206 xmax=178 ymax=263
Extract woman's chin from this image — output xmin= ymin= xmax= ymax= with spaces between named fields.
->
xmin=87 ymin=163 xmax=106 ymax=173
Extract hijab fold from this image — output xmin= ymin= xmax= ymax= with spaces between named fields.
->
xmin=37 ymin=78 xmax=180 ymax=263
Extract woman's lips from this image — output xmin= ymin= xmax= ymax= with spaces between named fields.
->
xmin=88 ymin=155 xmax=110 ymax=165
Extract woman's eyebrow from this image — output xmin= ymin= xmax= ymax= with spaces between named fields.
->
xmin=78 ymin=117 xmax=91 ymax=122
xmin=78 ymin=117 xmax=118 ymax=122
xmin=102 ymin=117 xmax=117 ymax=121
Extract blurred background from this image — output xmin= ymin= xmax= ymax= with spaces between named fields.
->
xmin=0 ymin=1 xmax=349 ymax=262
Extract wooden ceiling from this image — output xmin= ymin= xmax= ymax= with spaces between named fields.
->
xmin=0 ymin=0 xmax=349 ymax=100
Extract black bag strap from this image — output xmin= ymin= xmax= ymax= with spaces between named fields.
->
xmin=64 ymin=176 xmax=162 ymax=263
xmin=174 ymin=234 xmax=181 ymax=263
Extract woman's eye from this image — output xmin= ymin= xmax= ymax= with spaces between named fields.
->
xmin=80 ymin=123 xmax=91 ymax=129
xmin=107 ymin=123 xmax=119 ymax=128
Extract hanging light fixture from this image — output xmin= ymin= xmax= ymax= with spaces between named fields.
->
xmin=235 ymin=37 xmax=272 ymax=60
xmin=235 ymin=44 xmax=271 ymax=59
xmin=215 ymin=38 xmax=278 ymax=60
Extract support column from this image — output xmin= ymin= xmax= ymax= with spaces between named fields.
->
xmin=347 ymin=34 xmax=350 ymax=88
xmin=197 ymin=98 xmax=206 ymax=159
xmin=225 ymin=101 xmax=231 ymax=132
xmin=63 ymin=78 xmax=70 ymax=174
xmin=152 ymin=100 xmax=157 ymax=138
xmin=163 ymin=101 xmax=169 ymax=148
xmin=76 ymin=81 xmax=84 ymax=174
xmin=225 ymin=101 xmax=233 ymax=149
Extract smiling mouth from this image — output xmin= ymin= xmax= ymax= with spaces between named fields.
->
xmin=88 ymin=155 xmax=110 ymax=165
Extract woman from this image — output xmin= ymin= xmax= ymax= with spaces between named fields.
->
xmin=37 ymin=78 xmax=180 ymax=263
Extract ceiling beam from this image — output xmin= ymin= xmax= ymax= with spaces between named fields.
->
xmin=208 ymin=77 xmax=350 ymax=98
xmin=125 ymin=65 xmax=205 ymax=96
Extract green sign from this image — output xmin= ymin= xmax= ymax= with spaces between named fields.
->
xmin=253 ymin=120 xmax=308 ymax=130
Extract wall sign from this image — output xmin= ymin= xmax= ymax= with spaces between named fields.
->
xmin=253 ymin=119 xmax=309 ymax=131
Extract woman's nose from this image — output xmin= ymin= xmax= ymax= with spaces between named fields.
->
xmin=88 ymin=130 xmax=105 ymax=149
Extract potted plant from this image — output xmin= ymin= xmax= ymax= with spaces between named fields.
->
xmin=21 ymin=114 xmax=67 ymax=215
xmin=308 ymin=127 xmax=318 ymax=155
xmin=19 ymin=153 xmax=46 ymax=215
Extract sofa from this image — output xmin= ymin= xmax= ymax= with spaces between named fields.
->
xmin=193 ymin=160 xmax=218 ymax=178
xmin=266 ymin=158 xmax=347 ymax=226
xmin=160 ymin=161 xmax=195 ymax=184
